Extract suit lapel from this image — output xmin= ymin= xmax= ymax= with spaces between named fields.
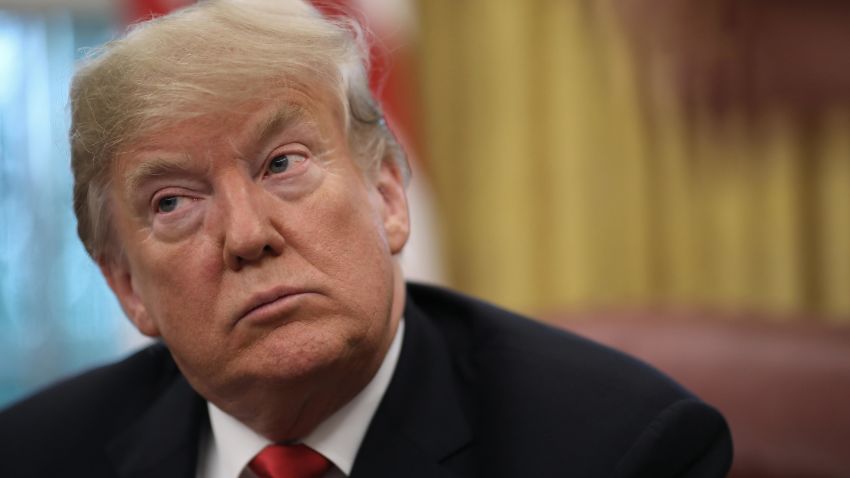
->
xmin=106 ymin=372 xmax=207 ymax=478
xmin=350 ymin=295 xmax=473 ymax=478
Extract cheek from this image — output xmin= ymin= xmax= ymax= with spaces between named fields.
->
xmin=305 ymin=184 xmax=389 ymax=271
xmin=130 ymin=236 xmax=222 ymax=334
xmin=290 ymin=178 xmax=395 ymax=319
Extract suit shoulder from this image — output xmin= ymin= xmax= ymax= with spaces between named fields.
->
xmin=406 ymin=283 xmax=732 ymax=475
xmin=408 ymin=282 xmax=688 ymax=403
xmin=0 ymin=343 xmax=178 ymax=449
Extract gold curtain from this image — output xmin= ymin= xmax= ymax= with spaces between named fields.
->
xmin=416 ymin=0 xmax=850 ymax=321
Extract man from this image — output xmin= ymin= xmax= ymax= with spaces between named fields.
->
xmin=0 ymin=0 xmax=732 ymax=477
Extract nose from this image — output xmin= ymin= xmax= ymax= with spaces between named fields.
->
xmin=218 ymin=179 xmax=286 ymax=271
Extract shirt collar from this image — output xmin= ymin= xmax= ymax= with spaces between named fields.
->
xmin=202 ymin=318 xmax=405 ymax=478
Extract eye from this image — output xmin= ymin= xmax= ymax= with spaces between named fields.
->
xmin=268 ymin=154 xmax=290 ymax=174
xmin=266 ymin=153 xmax=307 ymax=176
xmin=157 ymin=196 xmax=180 ymax=213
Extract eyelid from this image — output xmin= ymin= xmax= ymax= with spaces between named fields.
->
xmin=262 ymin=145 xmax=310 ymax=177
xmin=150 ymin=189 xmax=198 ymax=215
xmin=151 ymin=193 xmax=179 ymax=214
xmin=268 ymin=142 xmax=309 ymax=160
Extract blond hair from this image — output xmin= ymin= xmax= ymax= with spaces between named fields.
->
xmin=70 ymin=0 xmax=408 ymax=261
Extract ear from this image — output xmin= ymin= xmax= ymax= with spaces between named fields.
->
xmin=375 ymin=160 xmax=410 ymax=255
xmin=98 ymin=257 xmax=162 ymax=338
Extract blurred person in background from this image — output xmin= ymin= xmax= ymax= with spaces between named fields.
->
xmin=0 ymin=1 xmax=731 ymax=477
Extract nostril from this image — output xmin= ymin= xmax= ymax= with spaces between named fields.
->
xmin=232 ymin=245 xmax=275 ymax=268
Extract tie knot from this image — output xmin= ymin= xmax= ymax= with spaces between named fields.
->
xmin=249 ymin=444 xmax=331 ymax=478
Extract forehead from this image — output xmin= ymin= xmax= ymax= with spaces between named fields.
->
xmin=116 ymin=85 xmax=347 ymax=177
xmin=141 ymin=83 xmax=343 ymax=145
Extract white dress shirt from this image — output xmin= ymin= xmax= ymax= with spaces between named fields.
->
xmin=196 ymin=319 xmax=404 ymax=478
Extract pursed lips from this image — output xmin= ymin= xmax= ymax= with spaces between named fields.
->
xmin=237 ymin=286 xmax=313 ymax=323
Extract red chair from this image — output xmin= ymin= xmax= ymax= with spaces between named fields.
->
xmin=552 ymin=312 xmax=850 ymax=478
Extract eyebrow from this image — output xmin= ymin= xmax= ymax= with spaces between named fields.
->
xmin=123 ymin=104 xmax=318 ymax=193
xmin=124 ymin=153 xmax=198 ymax=195
xmin=251 ymin=104 xmax=315 ymax=149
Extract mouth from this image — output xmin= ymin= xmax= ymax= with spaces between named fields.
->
xmin=237 ymin=286 xmax=315 ymax=324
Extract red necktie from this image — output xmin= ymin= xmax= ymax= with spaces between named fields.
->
xmin=249 ymin=444 xmax=332 ymax=478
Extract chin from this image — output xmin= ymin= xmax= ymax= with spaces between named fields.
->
xmin=248 ymin=322 xmax=357 ymax=378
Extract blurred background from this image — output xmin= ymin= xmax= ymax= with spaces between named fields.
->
xmin=1 ymin=0 xmax=849 ymax=476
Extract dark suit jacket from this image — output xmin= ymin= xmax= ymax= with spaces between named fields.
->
xmin=0 ymin=283 xmax=732 ymax=477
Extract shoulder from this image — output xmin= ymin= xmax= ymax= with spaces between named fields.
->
xmin=0 ymin=344 xmax=179 ymax=471
xmin=407 ymin=282 xmax=687 ymax=401
xmin=405 ymin=283 xmax=732 ymax=477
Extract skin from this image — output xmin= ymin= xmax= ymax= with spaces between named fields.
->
xmin=99 ymin=86 xmax=410 ymax=441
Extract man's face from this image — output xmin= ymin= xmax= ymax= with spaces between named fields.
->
xmin=101 ymin=86 xmax=409 ymax=419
